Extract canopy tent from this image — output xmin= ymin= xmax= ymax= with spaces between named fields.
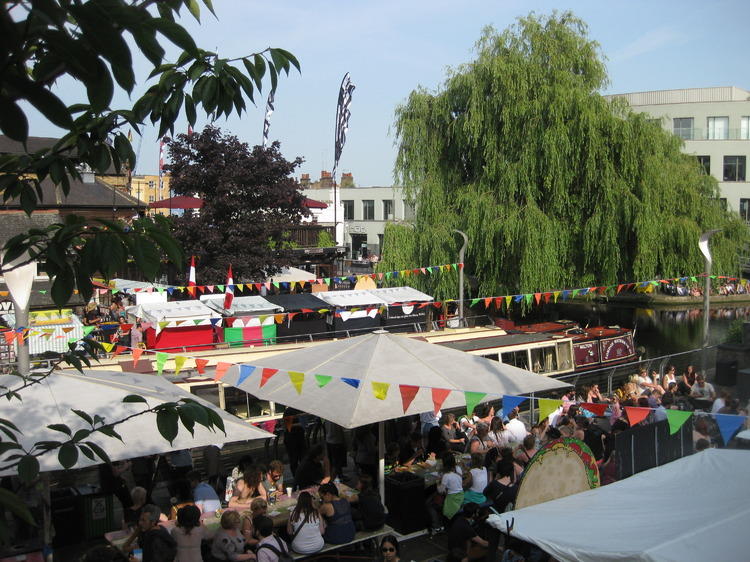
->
xmin=201 ymin=295 xmax=282 ymax=316
xmin=266 ymin=267 xmax=318 ymax=283
xmin=367 ymin=286 xmax=434 ymax=332
xmin=201 ymin=295 xmax=281 ymax=346
xmin=488 ymin=449 xmax=750 ymax=562
xmin=0 ymin=369 xmax=271 ymax=476
xmin=315 ymin=290 xmax=389 ymax=336
xmin=126 ymin=301 xmax=221 ymax=351
xmin=367 ymin=286 xmax=434 ymax=304
xmin=264 ymin=293 xmax=330 ymax=341
xmin=148 ymin=195 xmax=204 ymax=209
xmin=223 ymin=330 xmax=570 ymax=429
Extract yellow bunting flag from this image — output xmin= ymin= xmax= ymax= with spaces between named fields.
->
xmin=553 ymin=291 xmax=561 ymax=303
xmin=289 ymin=371 xmax=304 ymax=394
xmin=371 ymin=382 xmax=390 ymax=400
xmin=538 ymin=398 xmax=562 ymax=422
xmin=174 ymin=355 xmax=187 ymax=375
xmin=505 ymin=295 xmax=512 ymax=309
xmin=101 ymin=342 xmax=114 ymax=352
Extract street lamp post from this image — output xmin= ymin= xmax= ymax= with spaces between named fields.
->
xmin=452 ymin=230 xmax=468 ymax=327
xmin=698 ymin=229 xmax=721 ymax=377
xmin=2 ymin=253 xmax=36 ymax=376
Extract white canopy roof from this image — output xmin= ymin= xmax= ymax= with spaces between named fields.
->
xmin=266 ymin=267 xmax=317 ymax=283
xmin=315 ymin=290 xmax=388 ymax=308
xmin=224 ymin=330 xmax=570 ymax=428
xmin=110 ymin=278 xmax=173 ymax=290
xmin=488 ymin=449 xmax=750 ymax=562
xmin=201 ymin=295 xmax=282 ymax=315
xmin=367 ymin=286 xmax=434 ymax=303
xmin=126 ymin=300 xmax=220 ymax=323
xmin=0 ymin=370 xmax=271 ymax=475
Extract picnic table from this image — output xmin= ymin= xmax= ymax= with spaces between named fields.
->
xmin=386 ymin=453 xmax=472 ymax=487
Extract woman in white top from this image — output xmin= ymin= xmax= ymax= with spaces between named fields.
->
xmin=463 ymin=453 xmax=488 ymax=505
xmin=487 ymin=417 xmax=510 ymax=449
xmin=662 ymin=365 xmax=677 ymax=391
xmin=171 ymin=505 xmax=205 ymax=562
xmin=437 ymin=452 xmax=466 ymax=520
xmin=286 ymin=491 xmax=325 ymax=554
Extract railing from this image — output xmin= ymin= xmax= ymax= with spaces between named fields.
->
xmin=286 ymin=224 xmax=335 ymax=248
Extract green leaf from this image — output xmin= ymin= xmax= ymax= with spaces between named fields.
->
xmin=0 ymin=488 xmax=36 ymax=526
xmin=72 ymin=429 xmax=91 ymax=442
xmin=92 ymin=144 xmax=112 ymax=172
xmin=0 ymin=97 xmax=29 ymax=142
xmin=0 ymin=442 xmax=22 ymax=455
xmin=87 ymin=59 xmax=114 ymax=112
xmin=79 ymin=444 xmax=96 ymax=461
xmin=85 ymin=441 xmax=111 ymax=464
xmin=122 ymin=394 xmax=148 ymax=403
xmin=72 ymin=409 xmax=93 ymax=425
xmin=274 ymin=48 xmax=301 ymax=73
xmin=156 ymin=408 xmax=179 ymax=444
xmin=58 ymin=442 xmax=78 ymax=469
xmin=186 ymin=0 xmax=201 ymax=21
xmin=131 ymin=28 xmax=165 ymax=67
xmin=17 ymin=455 xmax=40 ymax=484
xmin=98 ymin=425 xmax=123 ymax=441
xmin=7 ymin=77 xmax=74 ymax=129
xmin=50 ymin=266 xmax=75 ymax=309
xmin=47 ymin=423 xmax=72 ymax=436
xmin=152 ymin=18 xmax=199 ymax=56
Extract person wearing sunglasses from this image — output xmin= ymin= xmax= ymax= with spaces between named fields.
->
xmin=378 ymin=535 xmax=400 ymax=562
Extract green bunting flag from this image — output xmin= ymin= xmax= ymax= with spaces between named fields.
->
xmin=315 ymin=374 xmax=333 ymax=388
xmin=82 ymin=326 xmax=95 ymax=337
xmin=465 ymin=391 xmax=486 ymax=417
xmin=155 ymin=352 xmax=169 ymax=375
xmin=665 ymin=410 xmax=692 ymax=435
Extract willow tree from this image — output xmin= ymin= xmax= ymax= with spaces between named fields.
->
xmin=380 ymin=12 xmax=748 ymax=299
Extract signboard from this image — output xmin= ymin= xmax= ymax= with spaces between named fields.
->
xmin=573 ymin=341 xmax=600 ymax=368
xmin=601 ymin=334 xmax=635 ymax=364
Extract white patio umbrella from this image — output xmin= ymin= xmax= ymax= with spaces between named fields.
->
xmin=0 ymin=369 xmax=272 ymax=476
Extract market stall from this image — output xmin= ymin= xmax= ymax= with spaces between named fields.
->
xmin=126 ymin=300 xmax=221 ymax=351
xmin=314 ymin=289 xmax=388 ymax=337
xmin=263 ymin=293 xmax=330 ymax=342
xmin=202 ymin=295 xmax=282 ymax=347
xmin=367 ymin=286 xmax=433 ymax=332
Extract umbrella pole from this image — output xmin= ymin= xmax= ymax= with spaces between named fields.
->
xmin=378 ymin=421 xmax=385 ymax=505
xmin=42 ymin=472 xmax=53 ymax=562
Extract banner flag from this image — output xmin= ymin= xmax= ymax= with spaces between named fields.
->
xmin=83 ymin=326 xmax=95 ymax=337
xmin=342 ymin=378 xmax=360 ymax=389
xmin=538 ymin=398 xmax=562 ymax=422
xmin=214 ymin=362 xmax=231 ymax=381
xmin=399 ymin=385 xmax=419 ymax=413
xmin=580 ymin=402 xmax=608 ymax=417
xmin=238 ymin=365 xmax=256 ymax=385
xmin=431 ymin=388 xmax=451 ymax=415
xmin=502 ymin=395 xmax=527 ymax=419
xmin=101 ymin=342 xmax=114 ymax=353
xmin=195 ymin=358 xmax=209 ymax=374
xmin=372 ymin=382 xmax=390 ymax=400
xmin=715 ymin=414 xmax=745 ymax=445
xmin=289 ymin=371 xmax=304 ymax=394
xmin=665 ymin=410 xmax=692 ymax=435
xmin=625 ymin=406 xmax=651 ymax=426
xmin=465 ymin=391 xmax=486 ymax=417
xmin=113 ymin=345 xmax=126 ymax=357
xmin=534 ymin=293 xmax=541 ymax=305
xmin=505 ymin=296 xmax=512 ymax=309
xmin=155 ymin=352 xmax=168 ymax=375
xmin=315 ymin=374 xmax=333 ymax=388
xmin=132 ymin=348 xmax=144 ymax=366
xmin=174 ymin=355 xmax=187 ymax=375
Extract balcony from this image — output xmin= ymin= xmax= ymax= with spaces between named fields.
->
xmin=286 ymin=224 xmax=336 ymax=248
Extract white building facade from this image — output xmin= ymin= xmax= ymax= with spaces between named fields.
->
xmin=607 ymin=86 xmax=750 ymax=216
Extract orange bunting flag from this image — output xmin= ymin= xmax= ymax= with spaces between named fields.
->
xmin=3 ymin=332 xmax=15 ymax=345
xmin=484 ymin=297 xmax=492 ymax=309
xmin=431 ymin=388 xmax=451 ymax=415
xmin=260 ymin=368 xmax=279 ymax=387
xmin=616 ymin=284 xmax=624 ymax=294
xmin=195 ymin=358 xmax=209 ymax=374
xmin=543 ymin=293 xmax=551 ymax=303
xmin=113 ymin=345 xmax=127 ymax=358
xmin=274 ymin=314 xmax=285 ymax=324
xmin=399 ymin=385 xmax=419 ymax=413
xmin=624 ymin=406 xmax=651 ymax=426
xmin=132 ymin=348 xmax=144 ymax=366
xmin=534 ymin=292 xmax=541 ymax=305
xmin=62 ymin=327 xmax=74 ymax=334
xmin=214 ymin=362 xmax=231 ymax=381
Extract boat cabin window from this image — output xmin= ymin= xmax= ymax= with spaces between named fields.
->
xmin=530 ymin=346 xmax=557 ymax=374
xmin=501 ymin=350 xmax=529 ymax=370
xmin=190 ymin=384 xmax=221 ymax=407
xmin=556 ymin=341 xmax=573 ymax=371
xmin=482 ymin=353 xmax=500 ymax=362
xmin=224 ymin=386 xmax=273 ymax=419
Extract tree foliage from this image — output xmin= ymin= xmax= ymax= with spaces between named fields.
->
xmin=381 ymin=12 xmax=748 ymax=299
xmin=168 ymin=126 xmax=308 ymax=282
xmin=1 ymin=0 xmax=299 ymax=307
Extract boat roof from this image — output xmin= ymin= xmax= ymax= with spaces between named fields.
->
xmin=438 ymin=332 xmax=567 ymax=352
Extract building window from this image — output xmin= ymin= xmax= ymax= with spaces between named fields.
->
xmin=343 ymin=200 xmax=354 ymax=220
xmin=148 ymin=180 xmax=155 ymax=188
xmin=382 ymin=199 xmax=394 ymax=220
xmin=707 ymin=116 xmax=729 ymax=140
xmin=724 ymin=156 xmax=746 ymax=182
xmin=697 ymin=155 xmax=710 ymax=175
xmin=362 ymin=200 xmax=374 ymax=220
xmin=741 ymin=199 xmax=750 ymax=221
xmin=741 ymin=116 xmax=750 ymax=140
xmin=673 ymin=117 xmax=693 ymax=140
xmin=148 ymin=196 xmax=155 ymax=202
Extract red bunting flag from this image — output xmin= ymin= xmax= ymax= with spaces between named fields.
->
xmin=195 ymin=358 xmax=209 ymax=374
xmin=431 ymin=388 xmax=451 ymax=415
xmin=260 ymin=368 xmax=279 ymax=387
xmin=399 ymin=385 xmax=420 ymax=413
xmin=543 ymin=292 xmax=551 ymax=303
xmin=624 ymin=406 xmax=651 ymax=426
xmin=214 ymin=362 xmax=231 ymax=381
xmin=616 ymin=284 xmax=624 ymax=294
xmin=132 ymin=348 xmax=144 ymax=366
xmin=580 ymin=402 xmax=608 ymax=417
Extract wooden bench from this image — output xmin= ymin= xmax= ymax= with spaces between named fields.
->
xmin=291 ymin=525 xmax=394 ymax=560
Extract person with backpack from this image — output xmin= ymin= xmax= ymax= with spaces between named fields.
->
xmin=255 ymin=515 xmax=292 ymax=562
xmin=123 ymin=504 xmax=177 ymax=562
xmin=286 ymin=492 xmax=325 ymax=555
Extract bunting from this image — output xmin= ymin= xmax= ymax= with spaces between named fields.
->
xmin=625 ymin=406 xmax=651 ymax=426
xmin=665 ymin=410 xmax=692 ymax=435
xmin=715 ymin=414 xmax=744 ymax=445
xmin=431 ymin=388 xmax=451 ymax=415
xmin=237 ymin=365 xmax=256 ymax=385
xmin=214 ymin=362 xmax=231 ymax=381
xmin=538 ymin=398 xmax=562 ymax=422
xmin=260 ymin=368 xmax=279 ymax=388
xmin=289 ymin=371 xmax=304 ymax=394
xmin=399 ymin=385 xmax=420 ymax=413
xmin=371 ymin=382 xmax=390 ymax=400
xmin=502 ymin=395 xmax=527 ymax=420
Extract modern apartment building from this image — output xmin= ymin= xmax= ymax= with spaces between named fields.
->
xmin=606 ymin=87 xmax=750 ymax=216
xmin=301 ymin=172 xmax=412 ymax=258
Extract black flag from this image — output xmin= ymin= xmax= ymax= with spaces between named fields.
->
xmin=332 ymin=72 xmax=355 ymax=182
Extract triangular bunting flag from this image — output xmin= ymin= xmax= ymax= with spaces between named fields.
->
xmin=534 ymin=292 xmax=541 ymax=305
xmin=624 ymin=406 xmax=651 ymax=426
xmin=371 ymin=382 xmax=390 ymax=400
xmin=100 ymin=342 xmax=114 ymax=353
xmin=524 ymin=294 xmax=532 ymax=305
xmin=580 ymin=402 xmax=608 ymax=417
xmin=214 ymin=362 xmax=231 ymax=381
xmin=538 ymin=398 xmax=562 ymax=422
xmin=155 ymin=352 xmax=169 ymax=375
xmin=315 ymin=374 xmax=333 ymax=388
xmin=260 ymin=368 xmax=279 ymax=387
xmin=113 ymin=345 xmax=126 ymax=358
xmin=484 ymin=297 xmax=492 ymax=308
xmin=82 ymin=326 xmax=95 ymax=337
xmin=342 ymin=378 xmax=360 ymax=389
xmin=464 ymin=391 xmax=486 ymax=417
xmin=505 ymin=295 xmax=512 ymax=309
xmin=289 ymin=371 xmax=304 ymax=394
xmin=502 ymin=395 xmax=527 ymax=420
xmin=399 ymin=385 xmax=419 ymax=413
xmin=174 ymin=355 xmax=187 ymax=375
xmin=715 ymin=414 xmax=745 ymax=445
xmin=553 ymin=291 xmax=560 ymax=303
xmin=431 ymin=388 xmax=451 ymax=415
xmin=132 ymin=348 xmax=144 ymax=366
xmin=665 ymin=410 xmax=692 ymax=435
xmin=238 ymin=365 xmax=256 ymax=385
xmin=471 ymin=298 xmax=481 ymax=307
xmin=195 ymin=358 xmax=209 ymax=374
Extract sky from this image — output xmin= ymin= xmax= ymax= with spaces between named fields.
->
xmin=26 ymin=0 xmax=750 ymax=186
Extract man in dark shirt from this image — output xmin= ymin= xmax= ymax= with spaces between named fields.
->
xmin=124 ymin=504 xmax=176 ymax=562
xmin=447 ymin=502 xmax=488 ymax=562
xmin=294 ymin=444 xmax=330 ymax=489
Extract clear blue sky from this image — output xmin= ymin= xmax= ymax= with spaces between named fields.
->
xmin=28 ymin=0 xmax=750 ymax=186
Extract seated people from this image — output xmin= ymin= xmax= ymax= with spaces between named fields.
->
xmin=441 ymin=413 xmax=467 ymax=453
xmin=377 ymin=535 xmax=401 ymax=562
xmin=398 ymin=432 xmax=427 ymax=466
xmin=286 ymin=491 xmax=325 ymax=555
xmin=123 ymin=504 xmax=177 ymax=562
xmin=690 ymin=374 xmax=716 ymax=402
xmin=211 ymin=511 xmax=255 ymax=561
xmin=171 ymin=505 xmax=205 ymax=562
xmin=240 ymin=497 xmax=268 ymax=550
xmin=123 ymin=486 xmax=148 ymax=529
xmin=262 ymin=460 xmax=285 ymax=499
xmin=228 ymin=476 xmax=260 ymax=510
xmin=467 ymin=422 xmax=492 ymax=454
xmin=504 ymin=409 xmax=529 ymax=444
xmin=350 ymin=474 xmax=386 ymax=531
xmin=483 ymin=458 xmax=519 ymax=513
xmin=294 ymin=445 xmax=331 ymax=489
xmin=255 ymin=515 xmax=290 ymax=562
xmin=446 ymin=502 xmax=488 ymax=562
xmin=187 ymin=470 xmax=221 ymax=514
xmin=514 ymin=434 xmax=538 ymax=468
xmin=463 ymin=453 xmax=488 ymax=505
xmin=318 ymin=482 xmax=356 ymax=544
